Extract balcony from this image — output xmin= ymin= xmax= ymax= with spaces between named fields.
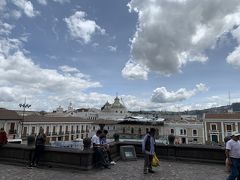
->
xmin=71 ymin=130 xmax=75 ymax=134
xmin=59 ymin=132 xmax=64 ymax=135
xmin=52 ymin=132 xmax=57 ymax=135
xmin=65 ymin=131 xmax=69 ymax=134
xmin=46 ymin=132 xmax=51 ymax=136
xmin=76 ymin=130 xmax=80 ymax=133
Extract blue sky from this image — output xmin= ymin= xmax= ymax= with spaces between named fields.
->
xmin=0 ymin=0 xmax=240 ymax=112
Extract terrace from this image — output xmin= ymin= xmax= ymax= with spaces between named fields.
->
xmin=0 ymin=141 xmax=228 ymax=179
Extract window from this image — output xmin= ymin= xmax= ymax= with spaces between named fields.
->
xmin=93 ymin=126 xmax=95 ymax=130
xmin=32 ymin=127 xmax=35 ymax=134
xmin=211 ymin=124 xmax=217 ymax=131
xmin=131 ymin=127 xmax=134 ymax=134
xmin=193 ymin=129 xmax=197 ymax=136
xmin=180 ymin=129 xmax=186 ymax=135
xmin=53 ymin=126 xmax=56 ymax=133
xmin=170 ymin=129 xmax=174 ymax=134
xmin=146 ymin=128 xmax=149 ymax=134
xmin=138 ymin=128 xmax=141 ymax=134
xmin=123 ymin=127 xmax=125 ymax=133
xmin=226 ymin=125 xmax=232 ymax=131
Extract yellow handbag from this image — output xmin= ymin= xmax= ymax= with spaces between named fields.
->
xmin=151 ymin=153 xmax=160 ymax=167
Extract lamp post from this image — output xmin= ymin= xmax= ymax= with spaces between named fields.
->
xmin=19 ymin=97 xmax=31 ymax=138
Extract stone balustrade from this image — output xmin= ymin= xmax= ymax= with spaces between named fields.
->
xmin=0 ymin=141 xmax=225 ymax=170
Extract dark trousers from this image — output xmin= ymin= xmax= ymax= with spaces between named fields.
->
xmin=144 ymin=153 xmax=153 ymax=172
xmin=93 ymin=147 xmax=108 ymax=167
xmin=227 ymin=158 xmax=240 ymax=180
xmin=32 ymin=145 xmax=44 ymax=165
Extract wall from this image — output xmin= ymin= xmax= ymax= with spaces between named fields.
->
xmin=0 ymin=141 xmax=225 ymax=171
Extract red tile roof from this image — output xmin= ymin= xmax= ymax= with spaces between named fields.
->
xmin=0 ymin=108 xmax=22 ymax=120
xmin=205 ymin=113 xmax=240 ymax=119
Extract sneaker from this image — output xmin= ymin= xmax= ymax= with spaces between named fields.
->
xmin=148 ymin=169 xmax=155 ymax=173
xmin=110 ymin=161 xmax=116 ymax=165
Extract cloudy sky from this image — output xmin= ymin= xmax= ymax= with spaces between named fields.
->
xmin=1 ymin=0 xmax=240 ymax=112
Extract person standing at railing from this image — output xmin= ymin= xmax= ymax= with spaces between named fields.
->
xmin=225 ymin=131 xmax=240 ymax=180
xmin=0 ymin=128 xmax=7 ymax=146
xmin=142 ymin=128 xmax=156 ymax=174
xmin=31 ymin=127 xmax=46 ymax=167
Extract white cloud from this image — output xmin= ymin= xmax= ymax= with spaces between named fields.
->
xmin=11 ymin=10 xmax=22 ymax=19
xmin=59 ymin=65 xmax=80 ymax=73
xmin=11 ymin=0 xmax=38 ymax=17
xmin=0 ymin=37 xmax=102 ymax=111
xmin=0 ymin=21 xmax=14 ymax=35
xmin=0 ymin=0 xmax=6 ymax=12
xmin=226 ymin=26 xmax=240 ymax=68
xmin=108 ymin=45 xmax=117 ymax=52
xmin=53 ymin=0 xmax=70 ymax=4
xmin=121 ymin=60 xmax=149 ymax=80
xmin=151 ymin=83 xmax=208 ymax=103
xmin=64 ymin=11 xmax=105 ymax=44
xmin=124 ymin=0 xmax=240 ymax=79
xmin=226 ymin=46 xmax=240 ymax=68
xmin=37 ymin=0 xmax=47 ymax=5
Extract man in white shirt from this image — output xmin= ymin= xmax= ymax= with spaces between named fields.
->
xmin=91 ymin=130 xmax=110 ymax=169
xmin=226 ymin=131 xmax=240 ymax=180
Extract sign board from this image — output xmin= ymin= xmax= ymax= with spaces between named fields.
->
xmin=120 ymin=145 xmax=137 ymax=161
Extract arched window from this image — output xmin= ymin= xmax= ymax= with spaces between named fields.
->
xmin=131 ymin=127 xmax=134 ymax=134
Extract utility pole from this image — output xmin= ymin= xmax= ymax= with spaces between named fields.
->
xmin=19 ymin=97 xmax=31 ymax=138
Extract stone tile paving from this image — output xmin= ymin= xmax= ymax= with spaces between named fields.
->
xmin=0 ymin=159 xmax=228 ymax=180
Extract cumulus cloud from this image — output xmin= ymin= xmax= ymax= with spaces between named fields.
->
xmin=121 ymin=60 xmax=149 ymax=80
xmin=0 ymin=22 xmax=14 ymax=35
xmin=151 ymin=83 xmax=208 ymax=103
xmin=37 ymin=0 xmax=47 ymax=5
xmin=227 ymin=27 xmax=240 ymax=68
xmin=11 ymin=0 xmax=38 ymax=17
xmin=0 ymin=37 xmax=102 ymax=110
xmin=108 ymin=45 xmax=117 ymax=52
xmin=0 ymin=0 xmax=6 ymax=11
xmin=53 ymin=0 xmax=70 ymax=4
xmin=124 ymin=0 xmax=240 ymax=79
xmin=64 ymin=11 xmax=105 ymax=44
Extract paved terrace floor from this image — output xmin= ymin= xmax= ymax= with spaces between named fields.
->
xmin=0 ymin=159 xmax=228 ymax=180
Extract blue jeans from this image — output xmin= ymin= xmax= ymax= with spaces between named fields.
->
xmin=227 ymin=158 xmax=240 ymax=180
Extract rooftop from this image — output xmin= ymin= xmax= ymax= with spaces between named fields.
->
xmin=0 ymin=159 xmax=228 ymax=180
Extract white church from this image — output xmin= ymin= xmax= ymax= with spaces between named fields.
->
xmin=51 ymin=96 xmax=129 ymax=120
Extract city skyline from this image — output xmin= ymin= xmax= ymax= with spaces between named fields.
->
xmin=1 ymin=0 xmax=240 ymax=112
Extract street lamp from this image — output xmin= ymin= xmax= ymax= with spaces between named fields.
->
xmin=19 ymin=97 xmax=31 ymax=138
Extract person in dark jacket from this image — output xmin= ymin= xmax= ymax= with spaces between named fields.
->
xmin=0 ymin=128 xmax=8 ymax=145
xmin=142 ymin=128 xmax=156 ymax=174
xmin=31 ymin=127 xmax=46 ymax=167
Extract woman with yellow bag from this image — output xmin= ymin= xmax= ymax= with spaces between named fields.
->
xmin=142 ymin=128 xmax=157 ymax=174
